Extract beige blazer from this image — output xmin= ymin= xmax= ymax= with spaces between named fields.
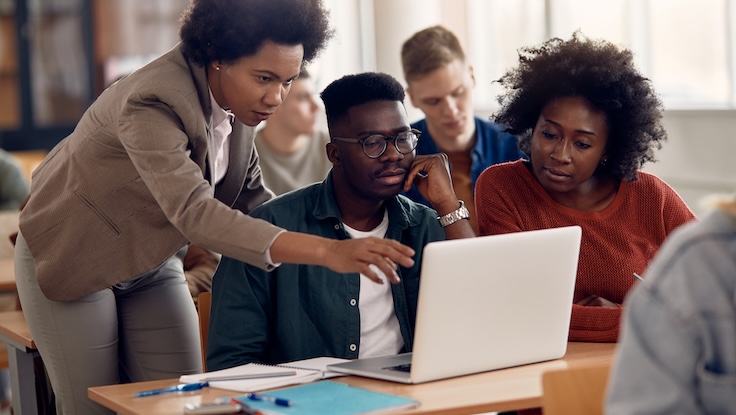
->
xmin=19 ymin=44 xmax=282 ymax=302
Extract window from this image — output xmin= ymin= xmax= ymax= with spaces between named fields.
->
xmin=310 ymin=0 xmax=368 ymax=93
xmin=468 ymin=0 xmax=735 ymax=111
xmin=0 ymin=0 xmax=95 ymax=151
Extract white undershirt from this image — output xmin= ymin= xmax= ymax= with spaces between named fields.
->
xmin=209 ymin=90 xmax=232 ymax=185
xmin=208 ymin=89 xmax=284 ymax=268
xmin=343 ymin=211 xmax=404 ymax=358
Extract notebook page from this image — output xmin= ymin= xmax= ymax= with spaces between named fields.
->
xmin=278 ymin=356 xmax=350 ymax=379
xmin=180 ymin=363 xmax=321 ymax=392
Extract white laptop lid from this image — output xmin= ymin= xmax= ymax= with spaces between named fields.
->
xmin=328 ymin=226 xmax=581 ymax=383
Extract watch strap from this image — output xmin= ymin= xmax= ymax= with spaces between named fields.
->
xmin=438 ymin=200 xmax=470 ymax=227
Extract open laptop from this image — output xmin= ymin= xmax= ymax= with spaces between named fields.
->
xmin=327 ymin=225 xmax=582 ymax=384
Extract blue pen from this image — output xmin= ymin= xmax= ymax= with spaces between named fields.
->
xmin=134 ymin=382 xmax=209 ymax=397
xmin=237 ymin=393 xmax=294 ymax=407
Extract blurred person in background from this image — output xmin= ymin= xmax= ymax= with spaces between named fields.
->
xmin=0 ymin=149 xmax=29 ymax=411
xmin=400 ymin=25 xmax=524 ymax=234
xmin=255 ymin=68 xmax=331 ymax=196
xmin=607 ymin=194 xmax=736 ymax=415
xmin=0 ymin=150 xmax=29 ymax=210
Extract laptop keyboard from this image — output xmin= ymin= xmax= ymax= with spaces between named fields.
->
xmin=385 ymin=363 xmax=412 ymax=373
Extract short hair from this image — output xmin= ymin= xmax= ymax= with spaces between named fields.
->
xmin=494 ymin=31 xmax=666 ymax=182
xmin=179 ymin=0 xmax=333 ymax=67
xmin=401 ymin=25 xmax=465 ymax=82
xmin=320 ymin=72 xmax=405 ymax=131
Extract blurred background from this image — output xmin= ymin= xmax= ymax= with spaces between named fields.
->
xmin=0 ymin=0 xmax=734 ymax=215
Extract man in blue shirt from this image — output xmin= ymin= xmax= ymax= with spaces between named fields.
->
xmin=401 ymin=26 xmax=524 ymax=233
xmin=207 ymin=72 xmax=473 ymax=371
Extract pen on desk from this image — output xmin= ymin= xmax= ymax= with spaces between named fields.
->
xmin=134 ymin=382 xmax=209 ymax=397
xmin=244 ymin=392 xmax=294 ymax=407
xmin=632 ymin=272 xmax=644 ymax=282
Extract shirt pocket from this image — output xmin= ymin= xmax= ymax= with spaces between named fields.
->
xmin=696 ymin=363 xmax=736 ymax=413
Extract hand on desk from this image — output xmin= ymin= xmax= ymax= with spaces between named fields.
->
xmin=576 ymin=294 xmax=619 ymax=308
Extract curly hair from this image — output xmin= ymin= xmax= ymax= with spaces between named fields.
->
xmin=494 ymin=32 xmax=666 ymax=182
xmin=320 ymin=72 xmax=406 ymax=131
xmin=179 ymin=0 xmax=333 ymax=67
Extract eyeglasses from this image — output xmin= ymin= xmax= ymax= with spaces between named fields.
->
xmin=332 ymin=129 xmax=421 ymax=159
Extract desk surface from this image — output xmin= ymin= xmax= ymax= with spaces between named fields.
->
xmin=0 ymin=310 xmax=34 ymax=349
xmin=89 ymin=342 xmax=615 ymax=415
xmin=0 ymin=258 xmax=15 ymax=292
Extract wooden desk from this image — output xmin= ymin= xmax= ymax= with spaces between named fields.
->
xmin=89 ymin=342 xmax=615 ymax=415
xmin=0 ymin=310 xmax=39 ymax=415
xmin=0 ymin=258 xmax=15 ymax=292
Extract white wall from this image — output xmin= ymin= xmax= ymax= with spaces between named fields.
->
xmin=647 ymin=111 xmax=736 ymax=217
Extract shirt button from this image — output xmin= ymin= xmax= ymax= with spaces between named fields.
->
xmin=349 ymin=298 xmax=357 ymax=306
xmin=349 ymin=344 xmax=357 ymax=352
xmin=334 ymin=224 xmax=340 ymax=230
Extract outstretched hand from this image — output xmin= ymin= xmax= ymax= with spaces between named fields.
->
xmin=322 ymin=237 xmax=415 ymax=284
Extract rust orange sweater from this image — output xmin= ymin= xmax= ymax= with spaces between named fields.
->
xmin=475 ymin=160 xmax=696 ymax=343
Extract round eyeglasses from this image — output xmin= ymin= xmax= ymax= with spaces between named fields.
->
xmin=331 ymin=129 xmax=421 ymax=159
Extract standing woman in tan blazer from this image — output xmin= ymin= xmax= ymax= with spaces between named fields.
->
xmin=13 ymin=1 xmax=415 ymax=413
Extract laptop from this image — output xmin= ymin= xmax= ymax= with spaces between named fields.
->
xmin=327 ymin=225 xmax=582 ymax=384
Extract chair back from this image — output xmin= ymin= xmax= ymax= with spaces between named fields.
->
xmin=541 ymin=362 xmax=612 ymax=415
xmin=197 ymin=291 xmax=211 ymax=372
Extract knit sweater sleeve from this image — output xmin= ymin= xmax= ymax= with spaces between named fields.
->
xmin=569 ymin=304 xmax=621 ymax=342
xmin=475 ymin=161 xmax=526 ymax=236
xmin=569 ymin=173 xmax=695 ymax=343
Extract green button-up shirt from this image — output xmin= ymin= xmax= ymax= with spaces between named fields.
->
xmin=207 ymin=172 xmax=445 ymax=370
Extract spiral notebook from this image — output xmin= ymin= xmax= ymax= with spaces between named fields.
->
xmin=179 ymin=357 xmax=349 ymax=392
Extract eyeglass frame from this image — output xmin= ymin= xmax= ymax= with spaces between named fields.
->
xmin=331 ymin=128 xmax=421 ymax=159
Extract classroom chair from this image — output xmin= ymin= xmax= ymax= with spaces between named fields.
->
xmin=197 ymin=291 xmax=211 ymax=372
xmin=540 ymin=362 xmax=612 ymax=415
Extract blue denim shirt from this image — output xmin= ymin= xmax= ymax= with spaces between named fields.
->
xmin=607 ymin=209 xmax=736 ymax=414
xmin=207 ymin=172 xmax=446 ymax=371
xmin=404 ymin=116 xmax=524 ymax=206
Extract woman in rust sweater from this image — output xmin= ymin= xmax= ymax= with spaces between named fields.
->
xmin=475 ymin=32 xmax=696 ymax=343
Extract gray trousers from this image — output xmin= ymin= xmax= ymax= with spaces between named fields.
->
xmin=14 ymin=232 xmax=202 ymax=415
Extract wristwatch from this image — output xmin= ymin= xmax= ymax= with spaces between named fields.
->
xmin=438 ymin=200 xmax=470 ymax=227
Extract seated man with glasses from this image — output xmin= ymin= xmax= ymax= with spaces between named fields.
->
xmin=207 ymin=72 xmax=474 ymax=370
